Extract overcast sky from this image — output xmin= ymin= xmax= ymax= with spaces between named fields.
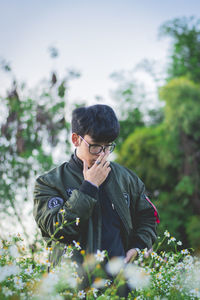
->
xmin=0 ymin=0 xmax=200 ymax=105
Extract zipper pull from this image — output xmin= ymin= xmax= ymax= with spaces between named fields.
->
xmin=112 ymin=203 xmax=115 ymax=210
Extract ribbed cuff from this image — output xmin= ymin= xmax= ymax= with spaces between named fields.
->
xmin=79 ymin=180 xmax=99 ymax=199
xmin=85 ymin=180 xmax=99 ymax=189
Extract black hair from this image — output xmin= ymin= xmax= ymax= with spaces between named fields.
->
xmin=71 ymin=104 xmax=120 ymax=142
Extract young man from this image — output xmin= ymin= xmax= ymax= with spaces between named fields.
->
xmin=33 ymin=104 xmax=159 ymax=266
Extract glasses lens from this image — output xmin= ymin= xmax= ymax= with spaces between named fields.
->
xmin=108 ymin=144 xmax=115 ymax=153
xmin=89 ymin=143 xmax=116 ymax=154
xmin=89 ymin=145 xmax=103 ymax=154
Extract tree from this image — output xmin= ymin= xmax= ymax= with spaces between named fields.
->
xmin=110 ymin=71 xmax=164 ymax=152
xmin=159 ymin=16 xmax=200 ymax=82
xmin=115 ymin=17 xmax=200 ymax=249
xmin=0 ymin=62 xmax=80 ymax=241
xmin=160 ymin=77 xmax=200 ymax=214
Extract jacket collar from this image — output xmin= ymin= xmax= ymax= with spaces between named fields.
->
xmin=69 ymin=150 xmax=83 ymax=173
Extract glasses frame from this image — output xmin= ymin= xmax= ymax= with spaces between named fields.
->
xmin=79 ymin=136 xmax=116 ymax=154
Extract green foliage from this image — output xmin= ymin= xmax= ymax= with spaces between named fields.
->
xmin=116 ymin=77 xmax=200 ymax=247
xmin=159 ymin=16 xmax=200 ymax=82
xmin=115 ymin=17 xmax=200 ymax=250
xmin=175 ymin=176 xmax=194 ymax=197
xmin=0 ymin=67 xmax=78 ymax=240
xmin=160 ymin=77 xmax=200 ymax=140
xmin=117 ymin=124 xmax=180 ymax=192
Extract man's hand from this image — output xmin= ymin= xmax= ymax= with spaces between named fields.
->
xmin=83 ymin=152 xmax=111 ymax=187
xmin=124 ymin=248 xmax=138 ymax=263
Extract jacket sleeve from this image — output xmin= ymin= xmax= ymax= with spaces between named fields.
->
xmin=130 ymin=177 xmax=159 ymax=250
xmin=33 ymin=174 xmax=98 ymax=244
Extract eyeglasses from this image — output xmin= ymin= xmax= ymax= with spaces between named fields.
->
xmin=79 ymin=136 xmax=116 ymax=154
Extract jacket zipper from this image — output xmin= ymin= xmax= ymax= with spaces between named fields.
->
xmin=112 ymin=202 xmax=130 ymax=235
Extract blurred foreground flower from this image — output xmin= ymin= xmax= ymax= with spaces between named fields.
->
xmin=106 ymin=257 xmax=124 ymax=276
xmin=95 ymin=249 xmax=106 ymax=262
xmin=124 ymin=264 xmax=151 ymax=290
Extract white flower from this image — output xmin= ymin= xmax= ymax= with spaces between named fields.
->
xmin=177 ymin=240 xmax=182 ymax=246
xmin=167 ymin=237 xmax=176 ymax=244
xmin=67 ymin=276 xmax=77 ymax=288
xmin=0 ymin=264 xmax=21 ymax=282
xmin=91 ymin=287 xmax=98 ymax=297
xmin=168 ymin=256 xmax=175 ymax=264
xmin=156 ymin=272 xmax=163 ymax=280
xmin=92 ymin=278 xmax=107 ymax=288
xmin=124 ymin=264 xmax=151 ymax=290
xmin=181 ymin=249 xmax=189 ymax=255
xmin=176 ymin=262 xmax=184 ymax=270
xmin=95 ymin=250 xmax=106 ymax=262
xmin=190 ymin=289 xmax=200 ymax=298
xmin=9 ymin=245 xmax=20 ymax=258
xmin=106 ymin=257 xmax=124 ymax=275
xmin=77 ymin=290 xmax=86 ymax=299
xmin=2 ymin=286 xmax=13 ymax=297
xmin=104 ymin=279 xmax=112 ymax=287
xmin=171 ymin=275 xmax=177 ymax=282
xmin=71 ymin=261 xmax=78 ymax=268
xmin=63 ymin=250 xmax=73 ymax=259
xmin=76 ymin=217 xmax=80 ymax=226
xmin=184 ymin=255 xmax=193 ymax=265
xmin=13 ymin=276 xmax=24 ymax=290
xmin=24 ymin=265 xmax=33 ymax=275
xmin=41 ymin=272 xmax=59 ymax=294
xmin=164 ymin=230 xmax=170 ymax=238
xmin=151 ymin=251 xmax=157 ymax=258
xmin=7 ymin=235 xmax=13 ymax=243
xmin=73 ymin=240 xmax=81 ymax=250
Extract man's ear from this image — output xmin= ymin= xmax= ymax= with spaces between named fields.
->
xmin=72 ymin=133 xmax=80 ymax=147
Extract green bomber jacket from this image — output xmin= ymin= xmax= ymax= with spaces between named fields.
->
xmin=33 ymin=155 xmax=158 ymax=266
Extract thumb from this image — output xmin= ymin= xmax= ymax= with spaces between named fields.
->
xmin=124 ymin=249 xmax=137 ymax=264
xmin=124 ymin=252 xmax=132 ymax=264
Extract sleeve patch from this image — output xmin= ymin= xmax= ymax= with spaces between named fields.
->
xmin=48 ymin=197 xmax=64 ymax=209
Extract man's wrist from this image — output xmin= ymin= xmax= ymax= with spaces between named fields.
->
xmin=85 ymin=180 xmax=99 ymax=189
xmin=134 ymin=248 xmax=141 ymax=256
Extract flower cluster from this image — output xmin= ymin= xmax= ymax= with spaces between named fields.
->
xmin=0 ymin=230 xmax=200 ymax=300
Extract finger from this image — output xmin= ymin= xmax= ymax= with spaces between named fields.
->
xmin=105 ymin=166 xmax=111 ymax=176
xmin=94 ymin=152 xmax=104 ymax=166
xmin=83 ymin=160 xmax=88 ymax=173
xmin=102 ymin=161 xmax=110 ymax=168
xmin=124 ymin=254 xmax=131 ymax=264
xmin=101 ymin=152 xmax=110 ymax=164
xmin=95 ymin=159 xmax=102 ymax=167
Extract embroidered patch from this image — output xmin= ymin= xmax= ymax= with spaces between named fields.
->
xmin=48 ymin=197 xmax=64 ymax=209
xmin=123 ymin=192 xmax=130 ymax=207
xmin=66 ymin=188 xmax=76 ymax=197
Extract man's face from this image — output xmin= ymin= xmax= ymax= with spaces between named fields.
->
xmin=72 ymin=134 xmax=111 ymax=168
